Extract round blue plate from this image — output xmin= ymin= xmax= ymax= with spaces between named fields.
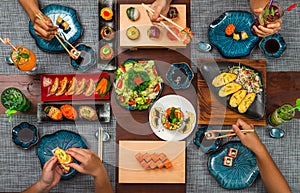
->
xmin=166 ymin=62 xmax=194 ymax=89
xmin=70 ymin=43 xmax=96 ymax=71
xmin=208 ymin=11 xmax=260 ymax=58
xmin=259 ymin=33 xmax=286 ymax=58
xmin=12 ymin=122 xmax=39 ymax=149
xmin=208 ymin=141 xmax=259 ymax=189
xmin=37 ymin=130 xmax=87 ymax=180
xmin=194 ymin=126 xmax=221 ymax=154
xmin=29 ymin=4 xmax=82 ymax=52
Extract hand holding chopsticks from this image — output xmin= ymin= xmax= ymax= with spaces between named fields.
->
xmin=141 ymin=3 xmax=194 ymax=44
xmin=205 ymin=129 xmax=255 ymax=140
xmin=35 ymin=13 xmax=81 ymax=60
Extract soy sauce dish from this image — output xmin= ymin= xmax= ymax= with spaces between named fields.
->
xmin=12 ymin=122 xmax=39 ymax=149
xmin=259 ymin=33 xmax=286 ymax=58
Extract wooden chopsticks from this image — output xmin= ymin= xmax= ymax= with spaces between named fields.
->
xmin=141 ymin=3 xmax=181 ymax=41
xmin=141 ymin=3 xmax=184 ymax=31
xmin=98 ymin=127 xmax=103 ymax=162
xmin=205 ymin=129 xmax=254 ymax=140
xmin=35 ymin=13 xmax=80 ymax=60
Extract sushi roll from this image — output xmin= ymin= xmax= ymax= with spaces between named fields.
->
xmin=126 ymin=7 xmax=140 ymax=21
xmin=223 ymin=156 xmax=233 ymax=167
xmin=167 ymin=7 xmax=179 ymax=20
xmin=100 ymin=26 xmax=115 ymax=41
xmin=56 ymin=16 xmax=69 ymax=31
xmin=167 ymin=26 xmax=180 ymax=41
xmin=100 ymin=7 xmax=113 ymax=21
xmin=100 ymin=45 xmax=114 ymax=60
xmin=228 ymin=148 xmax=238 ymax=158
xmin=147 ymin=26 xmax=161 ymax=39
xmin=233 ymin=33 xmax=240 ymax=41
xmin=241 ymin=31 xmax=249 ymax=40
xmin=126 ymin=26 xmax=140 ymax=40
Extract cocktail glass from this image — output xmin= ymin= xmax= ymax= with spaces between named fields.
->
xmin=6 ymin=46 xmax=38 ymax=74
xmin=268 ymin=104 xmax=295 ymax=127
xmin=252 ymin=2 xmax=284 ymax=32
xmin=1 ymin=87 xmax=31 ymax=121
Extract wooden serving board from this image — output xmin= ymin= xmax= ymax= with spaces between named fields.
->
xmin=118 ymin=140 xmax=186 ymax=183
xmin=197 ymin=58 xmax=267 ymax=126
xmin=119 ymin=4 xmax=186 ymax=48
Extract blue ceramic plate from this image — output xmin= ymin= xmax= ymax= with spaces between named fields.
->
xmin=259 ymin=33 xmax=286 ymax=58
xmin=208 ymin=141 xmax=259 ymax=189
xmin=12 ymin=122 xmax=39 ymax=149
xmin=208 ymin=11 xmax=260 ymax=58
xmin=194 ymin=126 xmax=221 ymax=154
xmin=166 ymin=62 xmax=194 ymax=89
xmin=37 ymin=130 xmax=87 ymax=180
xmin=70 ymin=44 xmax=96 ymax=71
xmin=29 ymin=4 xmax=82 ymax=52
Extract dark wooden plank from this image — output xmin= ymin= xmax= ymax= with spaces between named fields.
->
xmin=266 ymin=72 xmax=300 ymax=118
xmin=115 ymin=0 xmax=191 ymax=192
xmin=197 ymin=58 xmax=267 ymax=126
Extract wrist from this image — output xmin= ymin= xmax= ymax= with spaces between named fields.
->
xmin=36 ymin=180 xmax=52 ymax=193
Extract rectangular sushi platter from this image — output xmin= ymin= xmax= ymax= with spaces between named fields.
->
xmin=119 ymin=4 xmax=187 ymax=49
xmin=118 ymin=140 xmax=186 ymax=183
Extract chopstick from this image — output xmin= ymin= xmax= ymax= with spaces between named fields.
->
xmin=141 ymin=3 xmax=184 ymax=31
xmin=35 ymin=13 xmax=80 ymax=59
xmin=98 ymin=127 xmax=103 ymax=162
xmin=205 ymin=129 xmax=254 ymax=140
xmin=142 ymin=4 xmax=182 ymax=41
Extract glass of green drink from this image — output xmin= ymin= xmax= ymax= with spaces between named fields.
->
xmin=268 ymin=104 xmax=295 ymax=127
xmin=1 ymin=88 xmax=31 ymax=121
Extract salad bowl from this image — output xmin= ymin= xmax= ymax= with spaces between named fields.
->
xmin=114 ymin=59 xmax=164 ymax=110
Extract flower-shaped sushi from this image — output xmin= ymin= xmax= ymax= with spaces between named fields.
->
xmin=161 ymin=107 xmax=184 ymax=130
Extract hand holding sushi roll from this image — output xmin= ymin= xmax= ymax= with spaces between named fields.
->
xmin=66 ymin=148 xmax=114 ymax=193
xmin=19 ymin=0 xmax=58 ymax=41
xmin=149 ymin=0 xmax=172 ymax=22
xmin=232 ymin=119 xmax=291 ymax=193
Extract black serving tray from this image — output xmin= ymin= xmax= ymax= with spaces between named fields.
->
xmin=37 ymin=103 xmax=111 ymax=123
xmin=200 ymin=61 xmax=265 ymax=120
xmin=98 ymin=0 xmax=118 ymax=71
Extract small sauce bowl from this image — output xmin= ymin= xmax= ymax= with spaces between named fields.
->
xmin=12 ymin=122 xmax=39 ymax=149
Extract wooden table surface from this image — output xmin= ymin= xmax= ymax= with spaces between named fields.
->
xmin=114 ymin=0 xmax=191 ymax=192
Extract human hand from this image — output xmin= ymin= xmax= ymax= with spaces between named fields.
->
xmin=252 ymin=8 xmax=282 ymax=37
xmin=66 ymin=148 xmax=103 ymax=177
xmin=149 ymin=0 xmax=171 ymax=22
xmin=232 ymin=119 xmax=265 ymax=154
xmin=38 ymin=156 xmax=63 ymax=191
xmin=33 ymin=13 xmax=58 ymax=41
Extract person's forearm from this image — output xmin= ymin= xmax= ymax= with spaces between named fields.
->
xmin=255 ymin=146 xmax=291 ymax=193
xmin=21 ymin=181 xmax=51 ymax=193
xmin=94 ymin=175 xmax=113 ymax=193
xmin=18 ymin=0 xmax=40 ymax=21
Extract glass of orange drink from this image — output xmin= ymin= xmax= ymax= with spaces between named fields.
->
xmin=9 ymin=46 xmax=37 ymax=73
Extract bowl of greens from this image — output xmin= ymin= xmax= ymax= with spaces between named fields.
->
xmin=114 ymin=59 xmax=163 ymax=110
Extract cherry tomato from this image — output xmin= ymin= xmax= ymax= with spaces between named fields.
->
xmin=119 ymin=95 xmax=124 ymax=102
xmin=128 ymin=100 xmax=136 ymax=106
xmin=152 ymin=67 xmax=158 ymax=77
xmin=120 ymin=65 xmax=126 ymax=72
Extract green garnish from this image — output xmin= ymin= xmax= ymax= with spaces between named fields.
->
xmin=291 ymin=98 xmax=300 ymax=112
xmin=20 ymin=53 xmax=29 ymax=58
xmin=5 ymin=108 xmax=17 ymax=122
